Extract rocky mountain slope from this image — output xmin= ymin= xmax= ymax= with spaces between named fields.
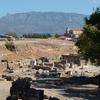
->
xmin=0 ymin=12 xmax=85 ymax=34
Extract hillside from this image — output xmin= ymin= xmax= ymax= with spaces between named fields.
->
xmin=0 ymin=12 xmax=85 ymax=34
xmin=0 ymin=39 xmax=77 ymax=73
xmin=0 ymin=39 xmax=77 ymax=61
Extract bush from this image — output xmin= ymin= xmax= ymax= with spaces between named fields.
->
xmin=54 ymin=33 xmax=60 ymax=38
xmin=5 ymin=32 xmax=17 ymax=38
xmin=7 ymin=37 xmax=13 ymax=41
xmin=5 ymin=42 xmax=16 ymax=51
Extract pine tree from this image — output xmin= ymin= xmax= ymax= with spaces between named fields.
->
xmin=76 ymin=8 xmax=100 ymax=65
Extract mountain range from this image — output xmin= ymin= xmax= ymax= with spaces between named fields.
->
xmin=0 ymin=11 xmax=86 ymax=34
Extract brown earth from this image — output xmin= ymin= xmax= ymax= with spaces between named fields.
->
xmin=0 ymin=38 xmax=77 ymax=60
xmin=0 ymin=38 xmax=77 ymax=72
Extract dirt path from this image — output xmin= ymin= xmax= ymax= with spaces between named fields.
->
xmin=0 ymin=81 xmax=99 ymax=100
xmin=0 ymin=81 xmax=11 ymax=100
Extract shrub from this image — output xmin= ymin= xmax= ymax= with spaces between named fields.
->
xmin=54 ymin=33 xmax=60 ymax=38
xmin=5 ymin=32 xmax=17 ymax=38
xmin=5 ymin=41 xmax=16 ymax=51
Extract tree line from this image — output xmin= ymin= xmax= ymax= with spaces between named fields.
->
xmin=23 ymin=33 xmax=52 ymax=38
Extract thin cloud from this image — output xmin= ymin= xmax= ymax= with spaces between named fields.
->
xmin=90 ymin=0 xmax=100 ymax=4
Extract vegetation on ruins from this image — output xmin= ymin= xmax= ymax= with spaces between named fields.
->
xmin=76 ymin=8 xmax=100 ymax=65
xmin=23 ymin=33 xmax=52 ymax=38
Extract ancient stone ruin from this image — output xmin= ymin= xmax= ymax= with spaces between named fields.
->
xmin=6 ymin=78 xmax=44 ymax=100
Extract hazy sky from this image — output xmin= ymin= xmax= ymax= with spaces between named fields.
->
xmin=0 ymin=0 xmax=100 ymax=16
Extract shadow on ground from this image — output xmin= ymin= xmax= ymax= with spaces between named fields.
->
xmin=59 ymin=87 xmax=100 ymax=100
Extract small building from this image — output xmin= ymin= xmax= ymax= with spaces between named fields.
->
xmin=63 ymin=28 xmax=82 ymax=41
xmin=69 ymin=29 xmax=82 ymax=38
